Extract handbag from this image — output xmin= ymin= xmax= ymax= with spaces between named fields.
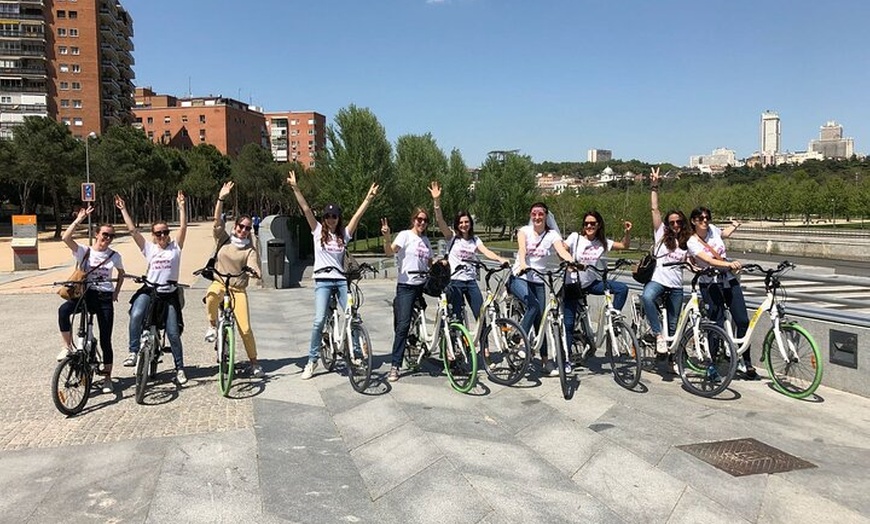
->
xmin=58 ymin=248 xmax=112 ymax=300
xmin=632 ymin=240 xmax=661 ymax=284
xmin=423 ymin=261 xmax=451 ymax=298
xmin=201 ymin=237 xmax=230 ymax=281
xmin=343 ymin=250 xmax=362 ymax=281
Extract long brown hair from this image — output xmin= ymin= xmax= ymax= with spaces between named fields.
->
xmin=320 ymin=216 xmax=346 ymax=247
xmin=662 ymin=210 xmax=691 ymax=250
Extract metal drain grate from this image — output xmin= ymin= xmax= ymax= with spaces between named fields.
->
xmin=677 ymin=438 xmax=817 ymax=477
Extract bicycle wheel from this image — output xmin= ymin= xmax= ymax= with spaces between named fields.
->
xmin=676 ymin=322 xmax=736 ymax=398
xmin=52 ymin=353 xmax=92 ymax=416
xmin=630 ymin=301 xmax=657 ymax=371
xmin=763 ymin=323 xmax=823 ymax=399
xmin=135 ymin=327 xmax=155 ymax=405
xmin=552 ymin=322 xmax=570 ymax=399
xmin=320 ymin=315 xmax=337 ymax=371
xmin=481 ymin=317 xmax=530 ymax=386
xmin=606 ymin=319 xmax=642 ymax=390
xmin=404 ymin=310 xmax=423 ymax=371
xmin=443 ymin=323 xmax=477 ymax=393
xmin=218 ymin=322 xmax=236 ymax=397
xmin=344 ymin=319 xmax=373 ymax=393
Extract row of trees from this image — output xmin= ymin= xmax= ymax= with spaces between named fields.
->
xmin=1 ymin=108 xmax=868 ymax=247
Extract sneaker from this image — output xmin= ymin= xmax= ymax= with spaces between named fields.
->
xmin=543 ymin=360 xmax=557 ymax=377
xmin=101 ymin=377 xmax=113 ymax=394
xmin=641 ymin=332 xmax=657 ymax=345
xmin=655 ymin=335 xmax=668 ymax=355
xmin=388 ymin=366 xmax=399 ymax=382
xmin=564 ymin=362 xmax=573 ymax=375
xmin=668 ymin=361 xmax=678 ymax=374
xmin=123 ymin=353 xmax=137 ymax=367
xmin=736 ymin=359 xmax=747 ymax=375
xmin=743 ymin=365 xmax=759 ymax=380
xmin=251 ymin=364 xmax=265 ymax=378
xmin=300 ymin=361 xmax=317 ymax=380
xmin=706 ymin=365 xmax=723 ymax=385
xmin=56 ymin=346 xmax=71 ymax=362
xmin=204 ymin=327 xmax=217 ymax=343
xmin=175 ymin=369 xmax=188 ymax=385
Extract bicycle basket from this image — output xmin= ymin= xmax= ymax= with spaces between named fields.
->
xmin=423 ymin=262 xmax=451 ymax=297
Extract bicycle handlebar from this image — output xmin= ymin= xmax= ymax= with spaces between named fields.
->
xmin=123 ymin=274 xmax=190 ymax=289
xmin=193 ymin=265 xmax=259 ymax=281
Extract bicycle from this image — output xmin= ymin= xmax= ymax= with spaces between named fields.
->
xmin=317 ymin=263 xmax=378 ymax=393
xmin=125 ymin=274 xmax=189 ymax=404
xmin=462 ymin=260 xmax=531 ymax=386
xmin=723 ymin=261 xmax=823 ymax=399
xmin=194 ymin=265 xmax=258 ymax=397
xmin=515 ymin=265 xmax=575 ymax=399
xmin=567 ymin=259 xmax=642 ymax=390
xmin=630 ymin=263 xmax=738 ymax=397
xmin=51 ymin=279 xmax=110 ymax=416
xmin=404 ymin=265 xmax=478 ymax=393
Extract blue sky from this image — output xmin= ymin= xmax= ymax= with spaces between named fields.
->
xmin=130 ymin=0 xmax=869 ymax=167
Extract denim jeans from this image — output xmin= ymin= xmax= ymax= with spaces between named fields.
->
xmin=702 ymin=279 xmax=752 ymax=364
xmin=508 ymin=277 xmax=549 ymax=358
xmin=563 ymin=297 xmax=583 ymax=355
xmin=128 ymin=292 xmax=184 ymax=369
xmin=308 ymin=279 xmax=348 ymax=363
xmin=447 ymin=279 xmax=483 ymax=322
xmin=583 ymin=279 xmax=629 ymax=310
xmin=58 ymin=289 xmax=115 ymax=366
xmin=391 ymin=283 xmax=424 ymax=368
xmin=640 ymin=281 xmax=683 ymax=337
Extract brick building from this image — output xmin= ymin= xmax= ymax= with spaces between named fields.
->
xmin=264 ymin=110 xmax=326 ymax=167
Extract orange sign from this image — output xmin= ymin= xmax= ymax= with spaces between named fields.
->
xmin=12 ymin=215 xmax=36 ymax=225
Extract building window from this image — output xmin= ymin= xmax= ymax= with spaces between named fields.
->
xmin=163 ymin=130 xmax=171 ymax=138
xmin=180 ymin=128 xmax=188 ymax=137
xmin=69 ymin=28 xmax=78 ymax=37
xmin=164 ymin=116 xmax=170 ymax=124
xmin=308 ymin=129 xmax=314 ymax=135
xmin=147 ymin=131 xmax=153 ymax=139
xmin=308 ymin=119 xmax=315 ymax=125
xmin=146 ymin=116 xmax=153 ymax=124
xmin=59 ymin=81 xmax=69 ymax=90
xmin=73 ymin=117 xmax=82 ymax=126
xmin=59 ymin=64 xmax=69 ymax=73
xmin=60 ymin=99 xmax=70 ymax=108
xmin=72 ymin=64 xmax=80 ymax=73
xmin=68 ymin=11 xmax=77 ymax=19
xmin=71 ymin=81 xmax=81 ymax=90
xmin=290 ymin=119 xmax=298 ymax=125
xmin=199 ymin=114 xmax=205 ymax=124
xmin=291 ymin=130 xmax=298 ymax=136
xmin=181 ymin=115 xmax=188 ymax=123
xmin=308 ymin=140 xmax=314 ymax=147
xmin=199 ymin=129 xmax=206 ymax=141
xmin=61 ymin=117 xmax=71 ymax=125
xmin=57 ymin=28 xmax=66 ymax=36
xmin=57 ymin=10 xmax=66 ymax=18
xmin=73 ymin=99 xmax=82 ymax=108
xmin=58 ymin=46 xmax=68 ymax=54
xmin=71 ymin=47 xmax=79 ymax=55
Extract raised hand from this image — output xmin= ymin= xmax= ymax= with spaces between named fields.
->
xmin=623 ymin=221 xmax=633 ymax=233
xmin=77 ymin=205 xmax=94 ymax=221
xmin=113 ymin=194 xmax=126 ymax=210
xmin=219 ymin=181 xmax=234 ymax=200
xmin=650 ymin=166 xmax=660 ymax=185
xmin=287 ymin=170 xmax=297 ymax=188
xmin=177 ymin=190 xmax=185 ymax=207
xmin=366 ymin=183 xmax=379 ymax=201
xmin=380 ymin=217 xmax=391 ymax=236
xmin=428 ymin=181 xmax=442 ymax=200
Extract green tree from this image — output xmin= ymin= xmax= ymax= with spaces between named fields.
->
xmin=394 ymin=133 xmax=448 ymax=223
xmin=180 ymin=144 xmax=231 ymax=219
xmin=232 ymin=143 xmax=282 ymax=217
xmin=443 ymin=148 xmax=472 ymax=220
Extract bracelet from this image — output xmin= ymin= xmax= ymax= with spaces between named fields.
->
xmin=433 ymin=206 xmax=440 ymax=210
xmin=650 ymin=186 xmax=659 ymax=192
xmin=218 ymin=198 xmax=225 ymax=202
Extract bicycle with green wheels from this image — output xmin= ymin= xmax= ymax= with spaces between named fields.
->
xmin=724 ymin=261 xmax=823 ymax=399
xmin=193 ymin=265 xmax=257 ymax=397
xmin=568 ymin=259 xmax=642 ymax=390
xmin=631 ymin=263 xmax=738 ymax=397
xmin=318 ymin=263 xmax=378 ymax=393
xmin=462 ymin=260 xmax=530 ymax=386
xmin=51 ymin=279 xmax=110 ymax=416
xmin=405 ymin=265 xmax=478 ymax=393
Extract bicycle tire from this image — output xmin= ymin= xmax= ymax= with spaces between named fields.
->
xmin=481 ymin=317 xmax=530 ymax=386
xmin=606 ymin=318 xmax=642 ymax=390
xmin=219 ymin=322 xmax=235 ymax=397
xmin=443 ymin=323 xmax=477 ymax=393
xmin=676 ymin=322 xmax=736 ymax=398
xmin=135 ymin=327 xmax=155 ymax=405
xmin=763 ymin=323 xmax=823 ymax=399
xmin=320 ymin=315 xmax=337 ymax=371
xmin=552 ymin=322 xmax=570 ymax=399
xmin=404 ymin=310 xmax=423 ymax=371
xmin=344 ymin=320 xmax=373 ymax=393
xmin=51 ymin=353 xmax=91 ymax=416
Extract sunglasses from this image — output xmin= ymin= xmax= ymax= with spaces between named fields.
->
xmin=236 ymin=224 xmax=253 ymax=232
xmin=414 ymin=216 xmax=429 ymax=223
xmin=583 ymin=221 xmax=598 ymax=227
xmin=668 ymin=220 xmax=684 ymax=226
xmin=696 ymin=215 xmax=710 ymax=222
xmin=100 ymin=232 xmax=115 ymax=240
xmin=152 ymin=229 xmax=171 ymax=237
xmin=324 ymin=214 xmax=338 ymax=220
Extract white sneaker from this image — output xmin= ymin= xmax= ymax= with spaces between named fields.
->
xmin=123 ymin=353 xmax=137 ymax=367
xmin=300 ymin=361 xmax=317 ymax=380
xmin=204 ymin=327 xmax=217 ymax=343
xmin=101 ymin=377 xmax=113 ymax=394
xmin=656 ymin=335 xmax=668 ymax=355
xmin=543 ymin=360 xmax=557 ymax=377
xmin=251 ymin=364 xmax=265 ymax=378
xmin=176 ymin=369 xmax=188 ymax=385
xmin=57 ymin=346 xmax=71 ymax=362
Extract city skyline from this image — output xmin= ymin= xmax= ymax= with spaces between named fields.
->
xmin=128 ymin=1 xmax=870 ymax=166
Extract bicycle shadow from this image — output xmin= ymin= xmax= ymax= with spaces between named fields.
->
xmin=70 ymin=377 xmax=127 ymax=417
xmin=130 ymin=371 xmax=182 ymax=406
xmin=764 ymin=382 xmax=825 ymax=403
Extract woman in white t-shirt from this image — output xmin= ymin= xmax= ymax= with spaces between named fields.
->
xmin=381 ymin=207 xmax=435 ymax=383
xmin=116 ymin=192 xmax=189 ymax=384
xmin=430 ymin=181 xmax=510 ymax=322
xmin=287 ymin=170 xmax=379 ymax=381
xmin=640 ymin=167 xmax=691 ymax=357
xmin=686 ymin=206 xmax=758 ymax=380
xmin=510 ymin=202 xmax=574 ymax=377
xmin=57 ymin=205 xmax=125 ymax=394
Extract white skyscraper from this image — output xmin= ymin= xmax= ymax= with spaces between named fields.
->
xmin=761 ymin=111 xmax=781 ymax=155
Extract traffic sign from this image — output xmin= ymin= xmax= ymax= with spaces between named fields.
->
xmin=81 ymin=183 xmax=96 ymax=202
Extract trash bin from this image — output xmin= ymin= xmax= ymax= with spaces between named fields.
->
xmin=266 ymin=240 xmax=286 ymax=276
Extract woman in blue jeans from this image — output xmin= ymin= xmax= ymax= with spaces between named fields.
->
xmin=430 ymin=181 xmax=510 ymax=322
xmin=287 ymin=170 xmax=379 ymax=381
xmin=563 ymin=210 xmax=632 ymax=362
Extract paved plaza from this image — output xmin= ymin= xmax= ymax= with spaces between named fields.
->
xmin=0 ymin=225 xmax=868 ymax=523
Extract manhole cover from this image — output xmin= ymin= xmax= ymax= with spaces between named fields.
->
xmin=677 ymin=438 xmax=817 ymax=477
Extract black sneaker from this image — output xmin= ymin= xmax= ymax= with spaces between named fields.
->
xmin=743 ymin=366 xmax=759 ymax=380
xmin=641 ymin=333 xmax=657 ymax=345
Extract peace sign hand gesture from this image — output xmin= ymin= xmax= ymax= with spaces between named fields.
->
xmin=380 ymin=217 xmax=391 ymax=237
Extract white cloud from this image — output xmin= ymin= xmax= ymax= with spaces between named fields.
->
xmin=426 ymin=0 xmax=448 ymax=4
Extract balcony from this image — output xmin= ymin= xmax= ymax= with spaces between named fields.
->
xmin=0 ymin=103 xmax=47 ymax=113
xmin=0 ymin=29 xmax=45 ymax=40
xmin=100 ymin=60 xmax=119 ymax=77
xmin=1 ymin=12 xmax=44 ymax=21
xmin=0 ymin=84 xmax=47 ymax=93
xmin=0 ymin=66 xmax=47 ymax=78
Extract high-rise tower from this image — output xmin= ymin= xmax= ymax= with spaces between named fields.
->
xmin=760 ymin=110 xmax=780 ymax=156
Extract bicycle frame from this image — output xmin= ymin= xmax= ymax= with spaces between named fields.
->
xmin=468 ymin=264 xmax=512 ymax=351
xmin=410 ymin=291 xmax=456 ymax=366
xmin=521 ymin=268 xmax=569 ymax=360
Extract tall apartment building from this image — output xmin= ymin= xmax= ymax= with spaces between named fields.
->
xmin=0 ymin=0 xmax=134 ymax=139
xmin=760 ymin=110 xmax=780 ymax=158
xmin=264 ymin=111 xmax=326 ymax=167
xmin=587 ymin=148 xmax=612 ymax=163
xmin=132 ymin=87 xmax=267 ymax=157
xmin=809 ymin=120 xmax=855 ymax=159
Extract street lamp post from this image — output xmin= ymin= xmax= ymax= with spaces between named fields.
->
xmin=85 ymin=132 xmax=96 ymax=245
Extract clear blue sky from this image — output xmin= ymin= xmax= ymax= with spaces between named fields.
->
xmin=131 ymin=0 xmax=869 ymax=168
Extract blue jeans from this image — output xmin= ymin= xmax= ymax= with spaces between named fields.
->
xmin=128 ymin=292 xmax=184 ymax=370
xmin=563 ymin=296 xmax=584 ymax=355
xmin=509 ymin=277 xmax=549 ymax=358
xmin=308 ymin=279 xmax=348 ymax=363
xmin=641 ymin=282 xmax=683 ymax=337
xmin=391 ymin=283 xmax=424 ymax=368
xmin=702 ymin=279 xmax=752 ymax=364
xmin=447 ymin=279 xmax=483 ymax=322
xmin=583 ymin=279 xmax=629 ymax=310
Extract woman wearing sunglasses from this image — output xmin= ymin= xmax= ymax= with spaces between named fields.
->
xmin=57 ymin=205 xmax=125 ymax=394
xmin=203 ymin=181 xmax=265 ymax=378
xmin=116 ymin=191 xmax=189 ymax=385
xmin=686 ymin=207 xmax=757 ymax=379
xmin=640 ymin=167 xmax=691 ymax=359
xmin=380 ymin=206 xmax=435 ymax=383
xmin=287 ymin=170 xmax=379 ymax=381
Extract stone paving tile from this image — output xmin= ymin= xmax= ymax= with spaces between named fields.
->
xmin=758 ymin=475 xmax=870 ymax=524
xmin=668 ymin=486 xmax=753 ymax=524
